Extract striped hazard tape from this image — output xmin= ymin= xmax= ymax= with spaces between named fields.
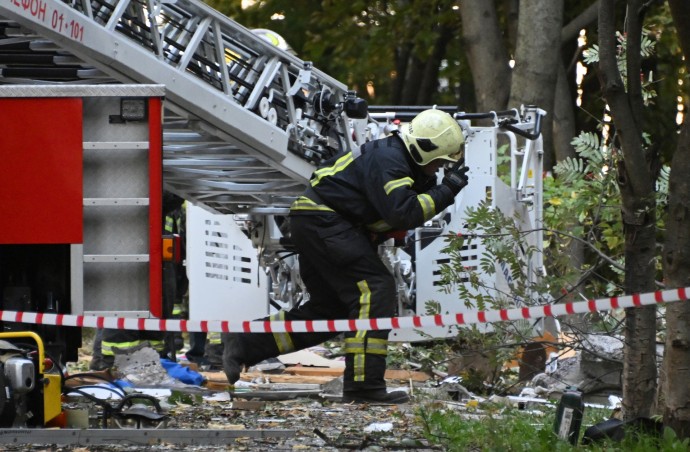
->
xmin=1 ymin=287 xmax=687 ymax=333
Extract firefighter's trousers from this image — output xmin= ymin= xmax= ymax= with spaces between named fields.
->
xmin=229 ymin=213 xmax=397 ymax=391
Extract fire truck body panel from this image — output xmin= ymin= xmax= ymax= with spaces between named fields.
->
xmin=2 ymin=96 xmax=83 ymax=244
xmin=0 ymin=85 xmax=165 ymax=333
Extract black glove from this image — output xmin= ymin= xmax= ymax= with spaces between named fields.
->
xmin=442 ymin=158 xmax=469 ymax=195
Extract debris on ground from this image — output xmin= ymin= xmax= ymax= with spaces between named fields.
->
xmin=3 ymin=334 xmax=628 ymax=450
xmin=3 ymin=344 xmax=445 ymax=451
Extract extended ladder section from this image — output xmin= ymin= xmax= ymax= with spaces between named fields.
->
xmin=0 ymin=0 xmax=365 ymax=214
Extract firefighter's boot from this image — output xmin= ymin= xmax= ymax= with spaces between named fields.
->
xmin=202 ymin=332 xmax=224 ymax=370
xmin=222 ymin=333 xmax=246 ymax=384
xmin=204 ymin=343 xmax=224 ymax=371
xmin=342 ymin=388 xmax=409 ymax=404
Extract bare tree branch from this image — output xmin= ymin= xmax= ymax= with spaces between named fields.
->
xmin=561 ymin=0 xmax=599 ymax=44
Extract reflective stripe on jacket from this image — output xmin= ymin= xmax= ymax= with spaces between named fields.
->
xmin=289 ymin=134 xmax=455 ymax=232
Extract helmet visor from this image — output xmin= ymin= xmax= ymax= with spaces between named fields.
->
xmin=438 ymin=149 xmax=463 ymax=163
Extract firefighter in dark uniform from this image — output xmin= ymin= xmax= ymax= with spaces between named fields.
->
xmin=222 ymin=109 xmax=469 ymax=403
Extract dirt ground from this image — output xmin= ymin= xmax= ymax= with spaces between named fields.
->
xmin=7 ymin=387 xmax=439 ymax=451
xmin=1 ymin=333 xmax=442 ymax=451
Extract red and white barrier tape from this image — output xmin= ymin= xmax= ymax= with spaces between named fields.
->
xmin=1 ymin=287 xmax=687 ymax=334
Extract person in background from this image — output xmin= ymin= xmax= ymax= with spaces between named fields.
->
xmin=222 ymin=109 xmax=469 ymax=403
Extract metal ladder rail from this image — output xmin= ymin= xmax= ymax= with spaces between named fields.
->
xmin=160 ymin=117 xmax=307 ymax=213
xmin=2 ymin=1 xmax=345 ymax=147
xmin=151 ymin=0 xmax=353 ymax=159
xmin=0 ymin=20 xmax=108 ymax=79
xmin=0 ymin=0 xmax=352 ymax=215
xmin=2 ymin=0 xmax=348 ymax=143
xmin=0 ymin=19 xmax=300 ymax=214
xmin=81 ymin=0 xmax=349 ymax=156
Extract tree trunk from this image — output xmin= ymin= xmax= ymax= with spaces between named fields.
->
xmin=662 ymin=0 xmax=690 ymax=439
xmin=401 ymin=57 xmax=425 ymax=104
xmin=555 ymin=0 xmax=600 ymax=164
xmin=417 ymin=24 xmax=455 ymax=105
xmin=662 ymin=119 xmax=690 ymax=439
xmin=553 ymin=62 xmax=577 ymax=164
xmin=393 ymin=43 xmax=413 ymax=104
xmin=459 ymin=0 xmax=510 ymax=112
xmin=598 ymin=0 xmax=658 ymax=421
xmin=508 ymin=0 xmax=564 ymax=171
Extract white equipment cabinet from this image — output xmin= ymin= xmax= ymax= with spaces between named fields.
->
xmin=186 ymin=204 xmax=269 ymax=322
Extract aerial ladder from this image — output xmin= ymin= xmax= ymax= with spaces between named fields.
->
xmin=0 ymin=0 xmax=368 ymax=209
xmin=0 ymin=0 xmax=547 ymax=345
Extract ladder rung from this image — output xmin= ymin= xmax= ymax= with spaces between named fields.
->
xmin=83 ymin=141 xmax=149 ymax=150
xmin=84 ymin=255 xmax=150 ymax=263
xmin=84 ymin=198 xmax=149 ymax=206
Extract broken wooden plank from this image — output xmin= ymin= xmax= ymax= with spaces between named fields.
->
xmin=228 ymin=400 xmax=265 ymax=410
xmin=283 ymin=366 xmax=344 ymax=377
xmin=64 ymin=369 xmax=115 ymax=387
xmin=204 ymin=379 xmax=232 ymax=391
xmin=201 ymin=371 xmax=337 ymax=385
xmin=283 ymin=366 xmax=430 ymax=382
xmin=383 ymin=369 xmax=432 ymax=382
xmin=201 ymin=368 xmax=430 ymax=388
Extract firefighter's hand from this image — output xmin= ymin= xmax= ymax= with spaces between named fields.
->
xmin=442 ymin=158 xmax=469 ymax=195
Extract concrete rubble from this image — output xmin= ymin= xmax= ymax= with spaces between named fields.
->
xmin=527 ymin=334 xmax=624 ymax=401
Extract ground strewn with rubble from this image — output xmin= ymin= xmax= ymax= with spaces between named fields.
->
xmin=0 ymin=339 xmax=444 ymax=451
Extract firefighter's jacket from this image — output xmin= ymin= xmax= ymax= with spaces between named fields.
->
xmin=290 ymin=134 xmax=456 ymax=231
